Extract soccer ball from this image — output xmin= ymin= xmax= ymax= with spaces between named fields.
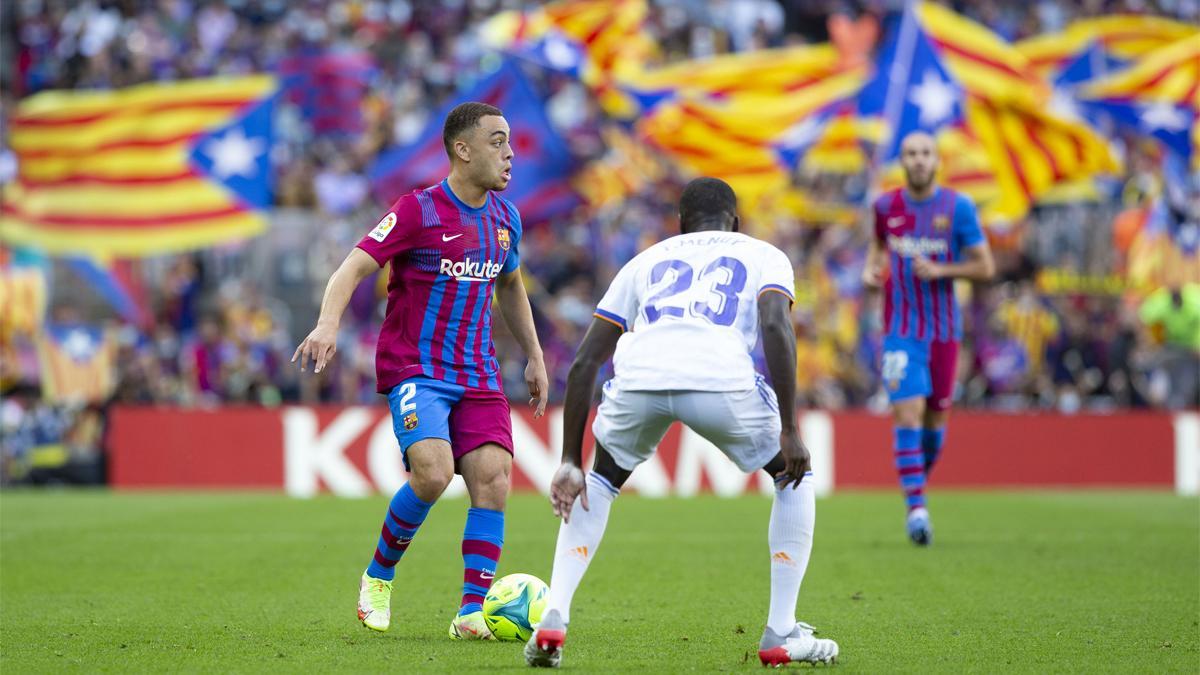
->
xmin=482 ymin=573 xmax=548 ymax=642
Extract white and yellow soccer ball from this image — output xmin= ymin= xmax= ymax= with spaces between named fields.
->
xmin=482 ymin=573 xmax=548 ymax=642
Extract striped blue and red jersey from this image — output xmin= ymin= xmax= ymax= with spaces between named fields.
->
xmin=356 ymin=180 xmax=522 ymax=393
xmin=873 ymin=187 xmax=984 ymax=342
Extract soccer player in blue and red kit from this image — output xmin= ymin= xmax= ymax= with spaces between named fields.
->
xmin=294 ymin=102 xmax=549 ymax=639
xmin=862 ymin=132 xmax=994 ymax=546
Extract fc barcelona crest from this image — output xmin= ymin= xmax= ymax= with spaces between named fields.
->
xmin=933 ymin=215 xmax=950 ymax=230
xmin=403 ymin=412 xmax=419 ymax=430
xmin=497 ymin=228 xmax=511 ymax=251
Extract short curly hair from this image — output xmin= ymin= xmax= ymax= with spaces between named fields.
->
xmin=679 ymin=177 xmax=737 ymax=231
xmin=443 ymin=102 xmax=504 ymax=159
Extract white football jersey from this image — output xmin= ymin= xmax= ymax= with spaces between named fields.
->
xmin=593 ymin=231 xmax=795 ymax=392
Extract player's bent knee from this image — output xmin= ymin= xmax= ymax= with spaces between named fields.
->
xmin=409 ymin=467 xmax=454 ymax=501
xmin=892 ymin=398 xmax=925 ymax=427
xmin=591 ymin=444 xmax=632 ymax=489
xmin=406 ymin=439 xmax=455 ymax=500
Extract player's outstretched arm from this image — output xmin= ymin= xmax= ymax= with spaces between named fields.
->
xmin=758 ymin=292 xmax=811 ymax=489
xmin=292 ymin=248 xmax=378 ymax=374
xmin=913 ymin=243 xmax=995 ymax=282
xmin=495 ymin=269 xmax=549 ymax=418
xmin=552 ymin=317 xmax=622 ymax=521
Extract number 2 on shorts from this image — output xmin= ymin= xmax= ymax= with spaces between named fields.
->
xmin=882 ymin=350 xmax=909 ymax=383
xmin=398 ymin=382 xmax=417 ymax=413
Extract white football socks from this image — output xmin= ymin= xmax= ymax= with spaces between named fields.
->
xmin=544 ymin=472 xmax=620 ymax=625
xmin=766 ymin=478 xmax=816 ymax=635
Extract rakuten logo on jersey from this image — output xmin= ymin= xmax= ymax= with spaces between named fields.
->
xmin=440 ymin=257 xmax=502 ymax=282
xmin=887 ymin=235 xmax=948 ymax=258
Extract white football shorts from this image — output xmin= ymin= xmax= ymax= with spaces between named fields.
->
xmin=592 ymin=375 xmax=783 ymax=473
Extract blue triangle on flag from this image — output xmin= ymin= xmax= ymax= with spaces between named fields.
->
xmin=1054 ymin=41 xmax=1127 ymax=88
xmin=509 ymin=30 xmax=588 ymax=78
xmin=857 ymin=9 xmax=964 ymax=161
xmin=189 ymin=95 xmax=275 ymax=209
xmin=1082 ymin=99 xmax=1194 ymax=163
xmin=369 ymin=60 xmax=578 ymax=223
xmin=772 ymin=103 xmax=840 ymax=171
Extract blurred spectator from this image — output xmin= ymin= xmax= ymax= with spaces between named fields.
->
xmin=1138 ymin=283 xmax=1200 ymax=409
xmin=996 ymin=281 xmax=1060 ymax=382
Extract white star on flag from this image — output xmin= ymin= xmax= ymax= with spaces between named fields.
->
xmin=63 ymin=329 xmax=96 ymax=361
xmin=205 ymin=128 xmax=266 ymax=179
xmin=1139 ymin=101 xmax=1188 ymax=132
xmin=908 ymin=70 xmax=959 ymax=127
xmin=1049 ymin=89 xmax=1081 ymax=121
xmin=542 ymin=32 xmax=580 ymax=70
xmin=780 ymin=115 xmax=825 ymax=150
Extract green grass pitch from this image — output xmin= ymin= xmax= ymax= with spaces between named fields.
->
xmin=2 ymin=490 xmax=1197 ymax=672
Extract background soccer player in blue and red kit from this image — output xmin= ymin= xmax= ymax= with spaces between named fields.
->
xmin=862 ymin=132 xmax=995 ymax=546
xmin=293 ymin=102 xmax=549 ymax=639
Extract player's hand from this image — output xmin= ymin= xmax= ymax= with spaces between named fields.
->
xmin=913 ymin=256 xmax=943 ymax=280
xmin=549 ymin=462 xmax=588 ymax=523
xmin=526 ymin=357 xmax=549 ymax=418
xmin=292 ymin=322 xmax=338 ymax=374
xmin=862 ymin=261 xmax=885 ymax=288
xmin=775 ymin=427 xmax=811 ymax=490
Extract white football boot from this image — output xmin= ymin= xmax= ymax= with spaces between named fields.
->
xmin=907 ymin=507 xmax=933 ymax=546
xmin=524 ymin=609 xmax=566 ymax=668
xmin=758 ymin=621 xmax=839 ymax=666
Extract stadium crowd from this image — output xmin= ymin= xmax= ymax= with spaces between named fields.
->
xmin=2 ymin=1 xmax=1198 ymax=482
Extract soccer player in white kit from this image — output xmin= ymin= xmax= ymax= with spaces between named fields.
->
xmin=524 ymin=178 xmax=839 ymax=668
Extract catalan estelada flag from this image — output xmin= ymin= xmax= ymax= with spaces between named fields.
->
xmin=36 ymin=323 xmax=116 ymax=404
xmin=915 ymin=2 xmax=1047 ymax=108
xmin=1079 ymin=33 xmax=1200 ymax=167
xmin=1 ymin=76 xmax=277 ymax=257
xmin=480 ymin=0 xmax=656 ymax=117
xmin=963 ymin=98 xmax=1119 ymax=221
xmin=620 ymin=43 xmax=859 ymax=113
xmin=637 ymin=69 xmax=863 ymax=207
xmin=1017 ymin=15 xmax=1198 ymax=81
xmin=369 ymin=61 xmax=578 ymax=225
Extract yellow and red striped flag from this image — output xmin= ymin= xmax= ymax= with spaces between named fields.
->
xmin=0 ymin=265 xmax=48 ymax=339
xmin=1079 ymin=33 xmax=1200 ymax=167
xmin=572 ymin=125 xmax=668 ymax=208
xmin=1 ymin=76 xmax=277 ymax=257
xmin=1081 ymin=33 xmax=1200 ymax=107
xmin=480 ymin=0 xmax=656 ymax=117
xmin=915 ymin=2 xmax=1048 ymax=108
xmin=636 ymin=69 xmax=865 ymax=206
xmin=1017 ymin=15 xmax=1199 ymax=81
xmin=620 ymin=43 xmax=861 ymax=109
xmin=963 ymin=96 xmax=1119 ymax=221
xmin=35 ymin=324 xmax=116 ymax=404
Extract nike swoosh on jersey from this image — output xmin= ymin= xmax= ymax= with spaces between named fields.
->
xmin=442 ymin=233 xmax=464 ymax=241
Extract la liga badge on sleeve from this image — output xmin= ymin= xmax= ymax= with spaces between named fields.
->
xmin=368 ymin=212 xmax=398 ymax=242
